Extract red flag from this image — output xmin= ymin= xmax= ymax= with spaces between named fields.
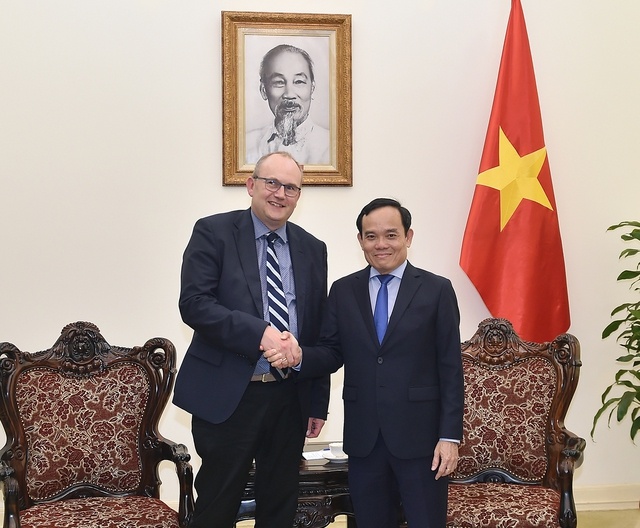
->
xmin=460 ymin=0 xmax=570 ymax=342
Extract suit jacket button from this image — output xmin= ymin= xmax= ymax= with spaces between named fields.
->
xmin=377 ymin=357 xmax=383 ymax=364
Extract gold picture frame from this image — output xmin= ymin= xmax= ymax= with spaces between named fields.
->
xmin=222 ymin=11 xmax=352 ymax=186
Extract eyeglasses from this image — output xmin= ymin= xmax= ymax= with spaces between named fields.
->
xmin=253 ymin=176 xmax=301 ymax=198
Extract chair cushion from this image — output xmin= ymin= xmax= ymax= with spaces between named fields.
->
xmin=18 ymin=496 xmax=180 ymax=528
xmin=456 ymin=357 xmax=556 ymax=481
xmin=447 ymin=483 xmax=560 ymax=527
xmin=15 ymin=363 xmax=149 ymax=499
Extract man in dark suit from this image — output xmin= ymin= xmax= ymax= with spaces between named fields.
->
xmin=173 ymin=151 xmax=329 ymax=528
xmin=266 ymin=197 xmax=464 ymax=528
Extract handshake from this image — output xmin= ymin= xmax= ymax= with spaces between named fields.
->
xmin=261 ymin=325 xmax=302 ymax=368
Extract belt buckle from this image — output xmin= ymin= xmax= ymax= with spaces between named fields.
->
xmin=260 ymin=373 xmax=271 ymax=383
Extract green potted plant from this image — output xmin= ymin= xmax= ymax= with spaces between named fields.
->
xmin=591 ymin=221 xmax=640 ymax=441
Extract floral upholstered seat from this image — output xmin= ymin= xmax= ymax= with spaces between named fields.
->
xmin=446 ymin=318 xmax=585 ymax=528
xmin=0 ymin=322 xmax=194 ymax=528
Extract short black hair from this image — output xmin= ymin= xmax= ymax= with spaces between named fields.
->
xmin=356 ymin=198 xmax=412 ymax=235
xmin=259 ymin=44 xmax=315 ymax=84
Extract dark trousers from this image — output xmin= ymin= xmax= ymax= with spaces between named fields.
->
xmin=190 ymin=379 xmax=304 ymax=528
xmin=348 ymin=432 xmax=448 ymax=528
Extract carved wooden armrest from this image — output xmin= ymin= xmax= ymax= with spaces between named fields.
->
xmin=561 ymin=435 xmax=586 ymax=467
xmin=158 ymin=440 xmax=194 ymax=528
xmin=0 ymin=461 xmax=21 ymax=528
xmin=557 ymin=435 xmax=586 ymax=528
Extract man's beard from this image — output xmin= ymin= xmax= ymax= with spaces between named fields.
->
xmin=274 ymin=102 xmax=307 ymax=146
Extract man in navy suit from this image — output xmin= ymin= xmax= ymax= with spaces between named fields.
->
xmin=266 ymin=197 xmax=464 ymax=528
xmin=173 ymin=151 xmax=329 ymax=528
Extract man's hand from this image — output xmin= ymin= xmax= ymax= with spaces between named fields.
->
xmin=432 ymin=440 xmax=459 ymax=480
xmin=260 ymin=325 xmax=285 ymax=353
xmin=306 ymin=417 xmax=325 ymax=438
xmin=261 ymin=330 xmax=301 ymax=367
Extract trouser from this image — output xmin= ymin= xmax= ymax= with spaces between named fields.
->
xmin=190 ymin=379 xmax=304 ymax=528
xmin=348 ymin=432 xmax=448 ymax=528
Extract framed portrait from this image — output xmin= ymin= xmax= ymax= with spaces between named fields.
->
xmin=222 ymin=11 xmax=352 ymax=186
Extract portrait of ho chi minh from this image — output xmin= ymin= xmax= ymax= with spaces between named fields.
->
xmin=245 ymin=44 xmax=331 ymax=166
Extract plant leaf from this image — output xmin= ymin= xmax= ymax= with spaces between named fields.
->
xmin=620 ymin=229 xmax=640 ymax=242
xmin=615 ymin=354 xmax=637 ymax=363
xmin=608 ymin=221 xmax=640 ymax=231
xmin=591 ymin=398 xmax=619 ymax=438
xmin=631 ymin=416 xmax=640 ymax=441
xmin=616 ymin=391 xmax=636 ymax=421
xmin=603 ymin=319 xmax=625 ymax=338
xmin=610 ymin=304 xmax=632 ymax=317
xmin=617 ymin=270 xmax=640 ymax=281
xmin=620 ymin=248 xmax=640 ymax=259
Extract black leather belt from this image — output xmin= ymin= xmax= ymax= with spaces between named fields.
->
xmin=250 ymin=371 xmax=290 ymax=382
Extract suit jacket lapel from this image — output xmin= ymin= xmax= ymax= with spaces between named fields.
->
xmin=384 ymin=262 xmax=421 ymax=343
xmin=288 ymin=226 xmax=307 ymax=333
xmin=234 ymin=209 xmax=263 ymax=317
xmin=352 ymin=267 xmax=380 ymax=348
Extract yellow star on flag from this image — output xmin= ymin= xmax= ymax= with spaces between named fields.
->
xmin=477 ymin=127 xmax=552 ymax=230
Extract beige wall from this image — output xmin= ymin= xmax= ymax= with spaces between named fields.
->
xmin=1 ymin=0 xmax=639 ymax=509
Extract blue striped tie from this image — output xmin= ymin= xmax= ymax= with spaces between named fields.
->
xmin=266 ymin=232 xmax=290 ymax=333
xmin=265 ymin=232 xmax=289 ymax=379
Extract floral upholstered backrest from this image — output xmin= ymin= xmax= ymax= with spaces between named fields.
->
xmin=15 ymin=362 xmax=150 ymax=500
xmin=455 ymin=356 xmax=556 ymax=481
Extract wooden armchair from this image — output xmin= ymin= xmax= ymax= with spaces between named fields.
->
xmin=0 ymin=321 xmax=194 ymax=528
xmin=446 ymin=318 xmax=585 ymax=528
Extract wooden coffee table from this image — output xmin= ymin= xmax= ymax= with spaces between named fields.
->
xmin=236 ymin=446 xmax=356 ymax=527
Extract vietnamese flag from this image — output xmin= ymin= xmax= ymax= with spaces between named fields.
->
xmin=460 ymin=0 xmax=570 ymax=342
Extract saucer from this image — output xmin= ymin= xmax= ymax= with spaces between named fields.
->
xmin=322 ymin=451 xmax=348 ymax=463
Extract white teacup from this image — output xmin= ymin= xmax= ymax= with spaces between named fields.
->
xmin=328 ymin=441 xmax=346 ymax=458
